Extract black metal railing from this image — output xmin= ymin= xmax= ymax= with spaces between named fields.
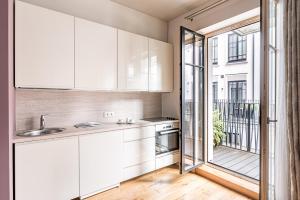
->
xmin=213 ymin=100 xmax=260 ymax=154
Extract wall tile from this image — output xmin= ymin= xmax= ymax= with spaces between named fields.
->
xmin=16 ymin=89 xmax=162 ymax=130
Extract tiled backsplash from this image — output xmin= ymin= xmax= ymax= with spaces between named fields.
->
xmin=16 ymin=89 xmax=162 ymax=131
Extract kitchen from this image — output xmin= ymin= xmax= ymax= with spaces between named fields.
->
xmin=14 ymin=1 xmax=179 ymax=199
xmin=0 ymin=0 xmax=275 ymax=200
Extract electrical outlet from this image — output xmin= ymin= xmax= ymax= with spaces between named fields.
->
xmin=108 ymin=112 xmax=115 ymax=117
xmin=103 ymin=111 xmax=115 ymax=118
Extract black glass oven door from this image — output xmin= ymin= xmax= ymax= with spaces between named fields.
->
xmin=156 ymin=130 xmax=179 ymax=155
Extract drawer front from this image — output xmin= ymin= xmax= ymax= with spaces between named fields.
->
xmin=156 ymin=152 xmax=180 ymax=170
xmin=123 ymin=126 xmax=155 ymax=142
xmin=123 ymin=137 xmax=155 ymax=167
xmin=123 ymin=160 xmax=156 ymax=181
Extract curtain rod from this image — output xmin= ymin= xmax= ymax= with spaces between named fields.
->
xmin=184 ymin=0 xmax=229 ymax=21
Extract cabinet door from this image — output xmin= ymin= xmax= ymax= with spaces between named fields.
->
xmin=75 ymin=18 xmax=117 ymax=90
xmin=15 ymin=1 xmax=74 ymax=89
xmin=15 ymin=137 xmax=79 ymax=200
xmin=79 ymin=130 xmax=123 ymax=197
xmin=118 ymin=30 xmax=149 ymax=91
xmin=149 ymin=39 xmax=174 ymax=92
xmin=123 ymin=137 xmax=155 ymax=167
xmin=123 ymin=160 xmax=156 ymax=181
xmin=123 ymin=126 xmax=155 ymax=142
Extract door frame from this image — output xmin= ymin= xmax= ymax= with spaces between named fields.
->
xmin=203 ymin=15 xmax=261 ymax=167
xmin=179 ymin=5 xmax=270 ymax=198
xmin=203 ymin=16 xmax=261 ymax=176
xmin=260 ymin=0 xmax=270 ymax=199
xmin=202 ymin=7 xmax=270 ymax=199
xmin=180 ymin=26 xmax=205 ymax=174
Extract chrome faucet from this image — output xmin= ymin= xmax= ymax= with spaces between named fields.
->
xmin=40 ymin=115 xmax=47 ymax=130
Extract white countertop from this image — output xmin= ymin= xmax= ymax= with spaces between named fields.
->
xmin=13 ymin=119 xmax=179 ymax=143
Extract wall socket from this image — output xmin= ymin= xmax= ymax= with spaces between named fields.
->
xmin=103 ymin=111 xmax=115 ymax=118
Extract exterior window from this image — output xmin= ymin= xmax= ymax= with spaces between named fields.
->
xmin=228 ymin=34 xmax=247 ymax=62
xmin=212 ymin=82 xmax=218 ymax=102
xmin=212 ymin=38 xmax=218 ymax=64
xmin=228 ymin=81 xmax=247 ymax=102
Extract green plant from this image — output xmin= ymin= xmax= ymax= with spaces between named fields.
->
xmin=213 ymin=111 xmax=225 ymax=146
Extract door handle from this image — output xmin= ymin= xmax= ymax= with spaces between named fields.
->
xmin=267 ymin=117 xmax=278 ymax=124
xmin=159 ymin=130 xmax=179 ymax=135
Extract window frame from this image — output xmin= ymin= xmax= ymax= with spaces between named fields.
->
xmin=212 ymin=38 xmax=218 ymax=65
xmin=212 ymin=82 xmax=218 ymax=102
xmin=228 ymin=80 xmax=247 ymax=102
xmin=228 ymin=33 xmax=247 ymax=63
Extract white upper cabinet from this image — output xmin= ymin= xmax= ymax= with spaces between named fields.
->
xmin=75 ymin=18 xmax=117 ymax=90
xmin=15 ymin=1 xmax=75 ymax=89
xmin=15 ymin=1 xmax=174 ymax=92
xmin=149 ymin=39 xmax=174 ymax=92
xmin=118 ymin=30 xmax=149 ymax=91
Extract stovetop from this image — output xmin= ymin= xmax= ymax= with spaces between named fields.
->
xmin=142 ymin=117 xmax=177 ymax=122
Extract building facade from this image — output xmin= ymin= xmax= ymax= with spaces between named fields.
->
xmin=208 ymin=30 xmax=260 ymax=102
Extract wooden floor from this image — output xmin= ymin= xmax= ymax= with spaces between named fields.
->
xmin=211 ymin=146 xmax=260 ymax=180
xmin=86 ymin=166 xmax=251 ymax=200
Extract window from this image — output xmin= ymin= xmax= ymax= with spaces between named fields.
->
xmin=228 ymin=81 xmax=247 ymax=102
xmin=212 ymin=38 xmax=218 ymax=64
xmin=212 ymin=82 xmax=218 ymax=102
xmin=228 ymin=34 xmax=247 ymax=62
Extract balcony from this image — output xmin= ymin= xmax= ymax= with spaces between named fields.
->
xmin=210 ymin=100 xmax=260 ymax=180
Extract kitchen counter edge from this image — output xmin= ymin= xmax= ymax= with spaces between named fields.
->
xmin=12 ymin=120 xmax=179 ymax=143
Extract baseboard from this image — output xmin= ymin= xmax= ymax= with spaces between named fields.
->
xmin=195 ymin=165 xmax=259 ymax=200
xmin=80 ymin=184 xmax=120 ymax=199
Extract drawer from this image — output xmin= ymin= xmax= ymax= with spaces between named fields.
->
xmin=123 ymin=126 xmax=155 ymax=142
xmin=123 ymin=137 xmax=155 ymax=167
xmin=123 ymin=160 xmax=155 ymax=181
xmin=156 ymin=152 xmax=179 ymax=169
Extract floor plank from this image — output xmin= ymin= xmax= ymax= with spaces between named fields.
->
xmin=86 ymin=166 xmax=251 ymax=200
xmin=212 ymin=146 xmax=260 ymax=180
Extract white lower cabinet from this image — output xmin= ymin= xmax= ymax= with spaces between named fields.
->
xmin=156 ymin=152 xmax=180 ymax=170
xmin=14 ymin=137 xmax=79 ymax=200
xmin=123 ymin=160 xmax=156 ymax=181
xmin=122 ymin=126 xmax=156 ymax=181
xmin=79 ymin=130 xmax=123 ymax=197
xmin=123 ymin=137 xmax=155 ymax=167
xmin=14 ymin=126 xmax=161 ymax=199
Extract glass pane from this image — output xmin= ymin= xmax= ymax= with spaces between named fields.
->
xmin=182 ymin=64 xmax=194 ymax=170
xmin=269 ymin=0 xmax=276 ymax=47
xmin=195 ymin=67 xmax=204 ymax=163
xmin=195 ymin=35 xmax=203 ymax=66
xmin=268 ymin=47 xmax=276 ymax=199
xmin=184 ymin=32 xmax=194 ymax=64
xmin=267 ymin=0 xmax=276 ymax=198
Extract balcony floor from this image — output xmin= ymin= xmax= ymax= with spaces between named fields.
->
xmin=211 ymin=146 xmax=260 ymax=180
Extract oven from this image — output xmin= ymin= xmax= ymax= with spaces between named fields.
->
xmin=155 ymin=122 xmax=179 ymax=155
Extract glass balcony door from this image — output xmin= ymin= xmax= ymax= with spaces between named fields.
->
xmin=180 ymin=26 xmax=205 ymax=173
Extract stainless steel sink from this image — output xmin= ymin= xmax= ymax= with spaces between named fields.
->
xmin=74 ymin=122 xmax=102 ymax=128
xmin=17 ymin=128 xmax=65 ymax=137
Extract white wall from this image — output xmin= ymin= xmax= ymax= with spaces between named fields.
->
xmin=19 ymin=0 xmax=168 ymax=41
xmin=162 ymin=0 xmax=260 ymax=118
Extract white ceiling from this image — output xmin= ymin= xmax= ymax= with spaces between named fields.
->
xmin=111 ymin=0 xmax=210 ymax=21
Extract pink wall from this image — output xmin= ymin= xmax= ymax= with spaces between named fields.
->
xmin=0 ymin=0 xmax=14 ymax=199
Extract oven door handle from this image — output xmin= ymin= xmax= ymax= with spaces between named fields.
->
xmin=158 ymin=130 xmax=179 ymax=135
